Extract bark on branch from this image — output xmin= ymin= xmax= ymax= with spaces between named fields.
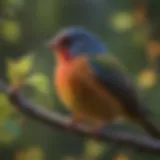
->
xmin=0 ymin=81 xmax=160 ymax=153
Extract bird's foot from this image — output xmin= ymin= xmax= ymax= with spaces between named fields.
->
xmin=92 ymin=125 xmax=106 ymax=134
xmin=66 ymin=114 xmax=84 ymax=129
xmin=90 ymin=122 xmax=107 ymax=140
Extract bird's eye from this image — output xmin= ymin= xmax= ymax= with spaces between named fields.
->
xmin=59 ymin=36 xmax=71 ymax=48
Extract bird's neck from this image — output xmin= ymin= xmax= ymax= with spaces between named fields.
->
xmin=56 ymin=50 xmax=72 ymax=64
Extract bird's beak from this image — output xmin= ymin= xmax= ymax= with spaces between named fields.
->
xmin=45 ymin=38 xmax=57 ymax=50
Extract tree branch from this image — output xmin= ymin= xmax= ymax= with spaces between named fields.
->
xmin=0 ymin=81 xmax=160 ymax=153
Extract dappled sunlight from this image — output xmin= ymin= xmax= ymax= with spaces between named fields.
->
xmin=1 ymin=0 xmax=160 ymax=160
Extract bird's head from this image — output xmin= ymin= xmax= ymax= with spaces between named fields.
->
xmin=47 ymin=27 xmax=107 ymax=61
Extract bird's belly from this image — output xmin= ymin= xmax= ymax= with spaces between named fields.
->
xmin=72 ymin=84 xmax=127 ymax=122
xmin=54 ymin=64 xmax=80 ymax=110
xmin=55 ymin=72 xmax=127 ymax=122
xmin=54 ymin=59 xmax=128 ymax=122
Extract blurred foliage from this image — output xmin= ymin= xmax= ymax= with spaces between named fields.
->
xmin=15 ymin=146 xmax=45 ymax=160
xmin=2 ymin=20 xmax=21 ymax=43
xmin=137 ymin=68 xmax=157 ymax=89
xmin=7 ymin=54 xmax=34 ymax=87
xmin=0 ymin=0 xmax=160 ymax=160
xmin=114 ymin=153 xmax=129 ymax=160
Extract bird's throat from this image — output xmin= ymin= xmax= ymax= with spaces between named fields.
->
xmin=56 ymin=50 xmax=72 ymax=63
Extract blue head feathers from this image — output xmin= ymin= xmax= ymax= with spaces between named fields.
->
xmin=49 ymin=27 xmax=107 ymax=57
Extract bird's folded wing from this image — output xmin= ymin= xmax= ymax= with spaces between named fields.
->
xmin=88 ymin=54 xmax=149 ymax=117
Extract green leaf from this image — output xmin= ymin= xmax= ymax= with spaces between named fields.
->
xmin=16 ymin=147 xmax=45 ymax=160
xmin=2 ymin=20 xmax=21 ymax=43
xmin=137 ymin=68 xmax=157 ymax=89
xmin=26 ymin=73 xmax=49 ymax=94
xmin=15 ymin=54 xmax=34 ymax=75
xmin=0 ymin=119 xmax=21 ymax=144
xmin=7 ymin=54 xmax=34 ymax=84
xmin=110 ymin=12 xmax=133 ymax=33
xmin=0 ymin=93 xmax=14 ymax=121
xmin=84 ymin=140 xmax=105 ymax=159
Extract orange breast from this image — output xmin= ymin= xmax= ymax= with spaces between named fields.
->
xmin=54 ymin=57 xmax=129 ymax=122
xmin=54 ymin=58 xmax=82 ymax=111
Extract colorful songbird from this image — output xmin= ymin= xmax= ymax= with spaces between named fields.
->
xmin=48 ymin=27 xmax=160 ymax=138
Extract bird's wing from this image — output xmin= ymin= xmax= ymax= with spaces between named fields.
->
xmin=88 ymin=54 xmax=149 ymax=117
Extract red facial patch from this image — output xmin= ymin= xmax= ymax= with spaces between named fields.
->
xmin=56 ymin=49 xmax=71 ymax=61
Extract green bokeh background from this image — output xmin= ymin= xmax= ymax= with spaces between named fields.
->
xmin=0 ymin=0 xmax=160 ymax=159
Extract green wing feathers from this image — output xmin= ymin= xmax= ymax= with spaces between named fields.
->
xmin=89 ymin=54 xmax=149 ymax=117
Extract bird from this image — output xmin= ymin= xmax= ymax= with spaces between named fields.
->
xmin=47 ymin=27 xmax=160 ymax=139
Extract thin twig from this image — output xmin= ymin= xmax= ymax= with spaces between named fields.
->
xmin=0 ymin=81 xmax=160 ymax=153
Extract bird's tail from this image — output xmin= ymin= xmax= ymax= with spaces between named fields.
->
xmin=138 ymin=113 xmax=160 ymax=139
